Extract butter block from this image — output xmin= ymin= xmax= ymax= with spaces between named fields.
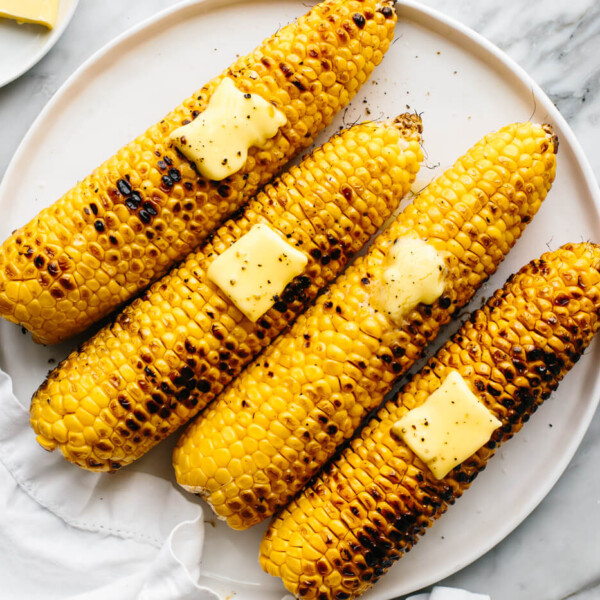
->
xmin=392 ymin=371 xmax=502 ymax=479
xmin=207 ymin=223 xmax=307 ymax=322
xmin=373 ymin=234 xmax=446 ymax=324
xmin=0 ymin=0 xmax=59 ymax=29
xmin=170 ymin=77 xmax=287 ymax=181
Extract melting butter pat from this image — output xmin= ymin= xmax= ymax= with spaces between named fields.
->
xmin=0 ymin=0 xmax=59 ymax=28
xmin=391 ymin=371 xmax=502 ymax=479
xmin=170 ymin=77 xmax=287 ymax=181
xmin=207 ymin=223 xmax=308 ymax=322
xmin=373 ymin=234 xmax=446 ymax=324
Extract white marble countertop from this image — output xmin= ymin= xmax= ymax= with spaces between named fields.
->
xmin=0 ymin=1 xmax=598 ymax=600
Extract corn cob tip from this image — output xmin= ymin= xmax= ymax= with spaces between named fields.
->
xmin=542 ymin=123 xmax=559 ymax=153
xmin=392 ymin=112 xmax=423 ymax=138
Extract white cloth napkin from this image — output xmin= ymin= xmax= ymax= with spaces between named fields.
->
xmin=0 ymin=368 xmax=219 ymax=600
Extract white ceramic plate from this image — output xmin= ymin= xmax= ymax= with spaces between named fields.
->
xmin=0 ymin=0 xmax=79 ymax=88
xmin=0 ymin=1 xmax=599 ymax=599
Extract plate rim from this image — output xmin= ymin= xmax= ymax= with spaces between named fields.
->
xmin=1 ymin=0 xmax=599 ymax=597
xmin=0 ymin=0 xmax=80 ymax=88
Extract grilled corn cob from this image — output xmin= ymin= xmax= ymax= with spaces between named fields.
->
xmin=0 ymin=0 xmax=397 ymax=345
xmin=30 ymin=115 xmax=424 ymax=471
xmin=173 ymin=121 xmax=558 ymax=529
xmin=261 ymin=242 xmax=600 ymax=600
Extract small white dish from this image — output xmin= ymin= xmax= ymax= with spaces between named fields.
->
xmin=0 ymin=0 xmax=79 ymax=88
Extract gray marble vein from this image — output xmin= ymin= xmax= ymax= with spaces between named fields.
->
xmin=0 ymin=2 xmax=599 ymax=600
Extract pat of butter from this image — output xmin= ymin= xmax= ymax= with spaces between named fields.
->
xmin=170 ymin=77 xmax=287 ymax=181
xmin=392 ymin=371 xmax=502 ymax=480
xmin=0 ymin=0 xmax=59 ymax=28
xmin=373 ymin=234 xmax=446 ymax=324
xmin=207 ymin=223 xmax=308 ymax=322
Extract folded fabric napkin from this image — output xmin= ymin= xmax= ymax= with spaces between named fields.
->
xmin=0 ymin=368 xmax=220 ymax=599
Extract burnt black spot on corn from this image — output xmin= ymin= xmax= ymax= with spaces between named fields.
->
xmin=30 ymin=115 xmax=423 ymax=472
xmin=173 ymin=122 xmax=558 ymax=530
xmin=0 ymin=0 xmax=397 ymax=345
xmin=260 ymin=242 xmax=600 ymax=600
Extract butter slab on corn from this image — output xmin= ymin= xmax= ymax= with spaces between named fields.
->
xmin=373 ymin=234 xmax=446 ymax=323
xmin=170 ymin=77 xmax=287 ymax=181
xmin=207 ymin=223 xmax=308 ymax=322
xmin=392 ymin=371 xmax=501 ymax=479
xmin=0 ymin=0 xmax=59 ymax=28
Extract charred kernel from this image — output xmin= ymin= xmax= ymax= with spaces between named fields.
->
xmin=279 ymin=63 xmax=293 ymax=78
xmin=379 ymin=5 xmax=395 ymax=18
xmin=273 ymin=300 xmax=288 ymax=312
xmin=526 ymin=348 xmax=544 ymax=362
xmin=352 ymin=13 xmax=366 ymax=28
xmin=361 ymin=277 xmax=370 ymax=285
xmin=143 ymin=202 xmax=158 ymax=216
xmin=89 ymin=203 xmax=98 ymax=215
xmin=197 ymin=379 xmax=211 ymax=393
xmin=168 ymin=168 xmax=182 ymax=182
xmin=321 ymin=255 xmax=331 ymax=265
xmin=217 ymin=184 xmax=230 ymax=198
xmin=176 ymin=388 xmax=190 ymax=401
xmin=292 ymin=80 xmax=306 ymax=92
xmin=94 ymin=220 xmax=105 ymax=232
xmin=157 ymin=160 xmax=167 ymax=170
xmin=109 ymin=235 xmax=118 ymax=245
xmin=47 ymin=262 xmax=59 ymax=277
xmin=34 ymin=255 xmax=45 ymax=269
xmin=118 ymin=396 xmax=131 ymax=410
xmin=139 ymin=210 xmax=152 ymax=224
xmin=161 ymin=175 xmax=174 ymax=188
xmin=125 ymin=198 xmax=139 ymax=212
xmin=117 ymin=179 xmax=132 ymax=196
xmin=180 ymin=366 xmax=194 ymax=381
xmin=486 ymin=383 xmax=502 ymax=396
xmin=133 ymin=410 xmax=147 ymax=422
xmin=439 ymin=296 xmax=451 ymax=309
xmin=310 ymin=248 xmax=322 ymax=260
xmin=125 ymin=418 xmax=140 ymax=432
xmin=59 ymin=277 xmax=75 ymax=290
xmin=330 ymin=248 xmax=342 ymax=260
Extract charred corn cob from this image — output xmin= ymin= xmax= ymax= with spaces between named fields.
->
xmin=261 ymin=242 xmax=600 ymax=600
xmin=30 ymin=115 xmax=424 ymax=471
xmin=173 ymin=121 xmax=558 ymax=529
xmin=0 ymin=0 xmax=397 ymax=345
